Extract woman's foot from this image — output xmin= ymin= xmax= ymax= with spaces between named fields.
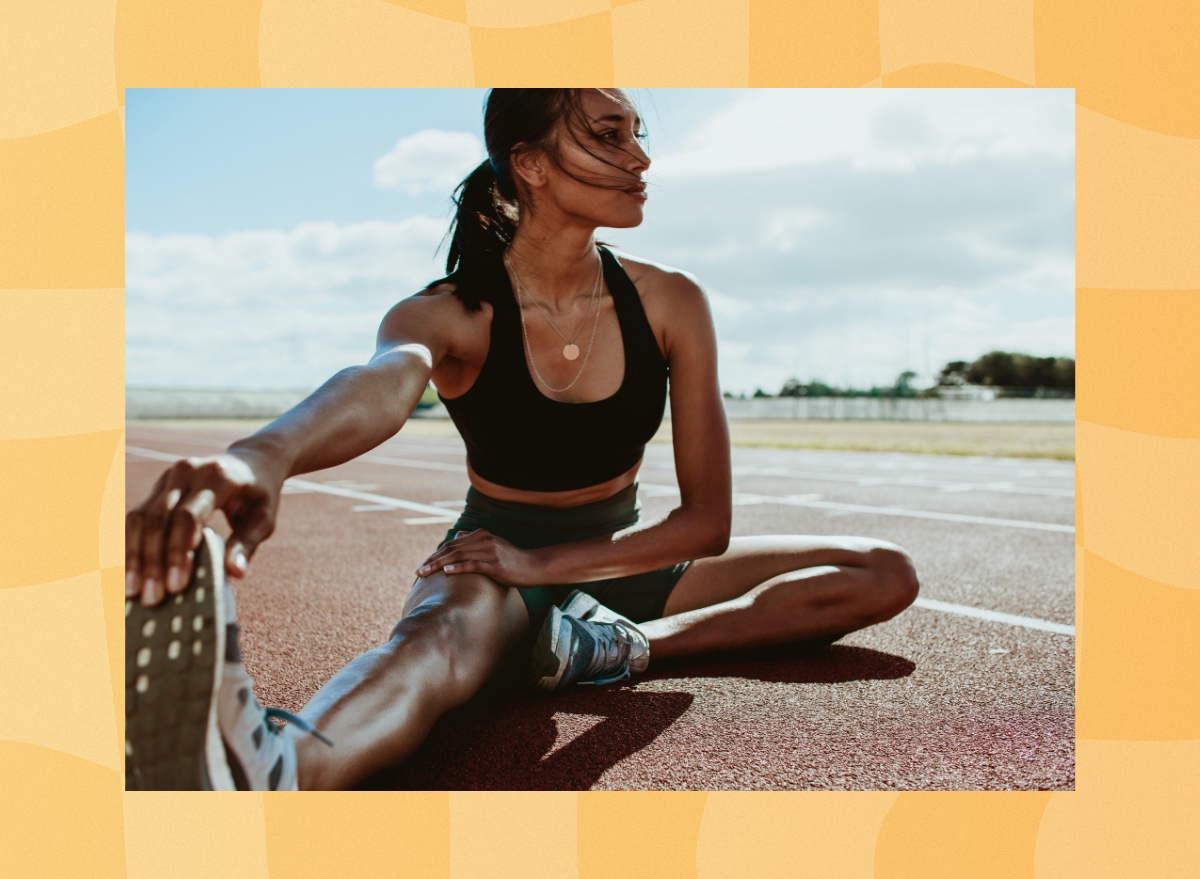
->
xmin=529 ymin=591 xmax=650 ymax=691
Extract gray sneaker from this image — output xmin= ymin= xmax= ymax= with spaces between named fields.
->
xmin=529 ymin=592 xmax=650 ymax=691
xmin=558 ymin=590 xmax=649 ymax=675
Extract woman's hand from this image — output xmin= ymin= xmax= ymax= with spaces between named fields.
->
xmin=125 ymin=450 xmax=286 ymax=607
xmin=415 ymin=530 xmax=545 ymax=587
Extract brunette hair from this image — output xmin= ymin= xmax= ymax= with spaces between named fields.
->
xmin=433 ymin=88 xmax=646 ymax=311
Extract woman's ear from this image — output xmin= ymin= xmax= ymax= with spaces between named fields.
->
xmin=509 ymin=144 xmax=547 ymax=190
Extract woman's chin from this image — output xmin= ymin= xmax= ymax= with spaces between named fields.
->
xmin=599 ymin=208 xmax=646 ymax=229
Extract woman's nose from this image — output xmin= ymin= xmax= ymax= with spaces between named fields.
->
xmin=628 ymin=139 xmax=650 ymax=172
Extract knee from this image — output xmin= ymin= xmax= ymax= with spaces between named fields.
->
xmin=864 ymin=542 xmax=920 ymax=622
xmin=387 ymin=574 xmax=509 ymax=692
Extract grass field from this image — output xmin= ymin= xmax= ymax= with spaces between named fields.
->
xmin=134 ymin=417 xmax=1075 ymax=460
xmin=655 ymin=419 xmax=1075 ymax=460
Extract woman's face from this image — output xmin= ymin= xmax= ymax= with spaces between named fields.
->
xmin=533 ymin=89 xmax=651 ymax=229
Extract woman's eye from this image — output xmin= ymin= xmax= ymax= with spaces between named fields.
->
xmin=596 ymin=129 xmax=648 ymax=142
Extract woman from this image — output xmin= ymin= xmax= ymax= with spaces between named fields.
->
xmin=124 ymin=88 xmax=919 ymax=791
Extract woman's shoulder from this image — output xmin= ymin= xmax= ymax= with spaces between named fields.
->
xmin=605 ymin=248 xmax=708 ymax=309
xmin=604 ymin=247 xmax=700 ymax=302
xmin=377 ymin=279 xmax=492 ymax=350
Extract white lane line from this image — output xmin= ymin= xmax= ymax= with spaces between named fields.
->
xmin=129 ymin=446 xmax=1072 ymax=534
xmin=641 ymin=462 xmax=1074 ymax=498
xmin=639 ymin=483 xmax=1074 ymax=534
xmin=125 ymin=432 xmax=467 ymax=471
xmin=914 ymin=597 xmax=1074 ymax=637
xmin=126 ymin=446 xmax=452 ymax=516
xmin=775 ymin=496 xmax=1075 ymax=533
xmin=361 ymin=454 xmax=465 ymax=473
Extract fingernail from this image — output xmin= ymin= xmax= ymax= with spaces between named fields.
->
xmin=142 ymin=579 xmax=159 ymax=606
xmin=234 ymin=549 xmax=248 ymax=571
xmin=167 ymin=567 xmax=184 ymax=593
xmin=418 ymin=566 xmax=429 ymax=574
xmin=125 ymin=571 xmax=137 ymax=597
xmin=444 ymin=565 xmax=456 ymax=572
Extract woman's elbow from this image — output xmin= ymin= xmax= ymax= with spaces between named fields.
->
xmin=702 ymin=517 xmax=732 ymax=557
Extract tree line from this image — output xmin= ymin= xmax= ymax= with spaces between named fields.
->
xmin=937 ymin=351 xmax=1074 ymax=393
xmin=735 ymin=351 xmax=1074 ymax=399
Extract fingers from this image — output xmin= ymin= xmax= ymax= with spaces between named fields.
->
xmin=126 ymin=467 xmax=168 ymax=599
xmin=132 ymin=462 xmax=195 ymax=606
xmin=127 ymin=456 xmax=261 ymax=605
xmin=125 ymin=512 xmax=144 ymax=598
xmin=415 ymin=530 xmax=487 ymax=577
xmin=419 ymin=549 xmax=492 ymax=577
xmin=225 ymin=496 xmax=276 ymax=579
xmin=163 ymin=488 xmax=217 ymax=595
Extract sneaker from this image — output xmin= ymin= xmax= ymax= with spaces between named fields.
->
xmin=125 ymin=527 xmax=229 ymax=790
xmin=125 ymin=528 xmax=330 ymax=790
xmin=215 ymin=571 xmax=331 ymax=791
xmin=529 ymin=595 xmax=650 ymax=692
xmin=558 ymin=590 xmax=649 ymax=675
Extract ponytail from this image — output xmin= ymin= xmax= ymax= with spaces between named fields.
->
xmin=440 ymin=158 xmax=519 ymax=311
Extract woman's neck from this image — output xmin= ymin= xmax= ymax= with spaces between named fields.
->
xmin=506 ymin=226 xmax=603 ymax=310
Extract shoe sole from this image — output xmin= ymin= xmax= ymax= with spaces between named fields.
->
xmin=125 ymin=529 xmax=233 ymax=790
xmin=528 ymin=605 xmax=571 ymax=692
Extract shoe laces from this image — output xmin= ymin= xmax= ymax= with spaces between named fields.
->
xmin=582 ymin=619 xmax=634 ymax=684
xmin=264 ymin=707 xmax=334 ymax=748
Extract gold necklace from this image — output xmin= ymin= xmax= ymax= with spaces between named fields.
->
xmin=506 ymin=251 xmax=605 ymax=394
xmin=505 ymin=252 xmax=602 ymax=361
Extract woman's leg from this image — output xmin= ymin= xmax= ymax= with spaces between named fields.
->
xmin=284 ymin=571 xmax=530 ymax=790
xmin=641 ymin=536 xmax=919 ymax=661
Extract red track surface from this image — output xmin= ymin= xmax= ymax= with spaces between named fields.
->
xmin=126 ymin=423 xmax=1074 ymax=790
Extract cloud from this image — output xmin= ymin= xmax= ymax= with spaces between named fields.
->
xmin=607 ymin=150 xmax=1073 ymax=393
xmin=372 ymin=129 xmax=485 ymax=196
xmin=652 ymin=89 xmax=1074 ymax=179
xmin=126 ymin=217 xmax=451 ymax=389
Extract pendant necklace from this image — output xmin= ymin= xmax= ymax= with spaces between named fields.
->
xmin=505 ymin=251 xmax=602 ymax=361
xmin=505 ymin=250 xmax=605 ymax=394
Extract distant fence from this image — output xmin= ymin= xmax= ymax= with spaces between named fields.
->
xmin=128 ymin=388 xmax=1073 ymax=424
xmin=719 ymin=396 xmax=1074 ymax=423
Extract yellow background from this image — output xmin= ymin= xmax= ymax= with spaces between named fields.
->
xmin=2 ymin=0 xmax=1197 ymax=875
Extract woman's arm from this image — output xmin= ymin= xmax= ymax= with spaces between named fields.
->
xmin=423 ymin=271 xmax=733 ymax=586
xmin=126 ymin=292 xmax=457 ymax=605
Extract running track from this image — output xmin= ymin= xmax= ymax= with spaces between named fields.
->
xmin=125 ymin=423 xmax=1074 ymax=790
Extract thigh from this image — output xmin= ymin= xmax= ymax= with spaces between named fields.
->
xmin=400 ymin=571 xmax=533 ymax=695
xmin=660 ymin=534 xmax=898 ymax=618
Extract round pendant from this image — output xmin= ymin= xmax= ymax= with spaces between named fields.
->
xmin=563 ymin=344 xmax=580 ymax=361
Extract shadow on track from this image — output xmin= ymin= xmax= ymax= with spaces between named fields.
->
xmin=647 ymin=642 xmax=917 ymax=686
xmin=359 ymin=689 xmax=694 ymax=791
xmin=358 ymin=644 xmax=914 ymax=790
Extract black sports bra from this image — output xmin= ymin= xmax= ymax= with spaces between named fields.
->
xmin=438 ymin=245 xmax=668 ymax=492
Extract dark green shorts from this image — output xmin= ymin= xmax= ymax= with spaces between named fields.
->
xmin=437 ymin=482 xmax=690 ymax=628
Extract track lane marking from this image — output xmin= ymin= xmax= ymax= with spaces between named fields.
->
xmin=913 ymin=598 xmax=1074 ymax=636
xmin=640 ymin=461 xmax=1074 ymax=498
xmin=128 ymin=445 xmax=1073 ymax=534
xmin=639 ymin=483 xmax=1074 ymax=534
xmin=126 ymin=446 xmax=452 ymax=516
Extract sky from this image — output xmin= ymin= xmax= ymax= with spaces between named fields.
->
xmin=125 ymin=88 xmax=1075 ymax=394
